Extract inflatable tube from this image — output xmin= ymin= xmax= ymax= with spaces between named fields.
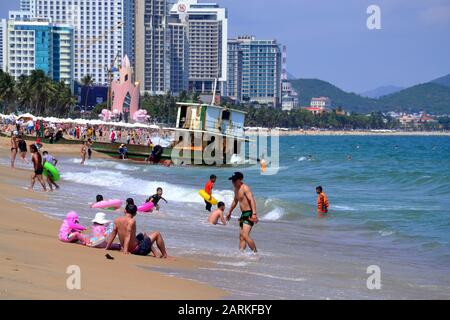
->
xmin=137 ymin=201 xmax=155 ymax=213
xmin=43 ymin=162 xmax=60 ymax=182
xmin=84 ymin=223 xmax=114 ymax=247
xmin=91 ymin=199 xmax=122 ymax=210
xmin=199 ymin=189 xmax=218 ymax=205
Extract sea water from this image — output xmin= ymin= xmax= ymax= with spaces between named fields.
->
xmin=2 ymin=135 xmax=450 ymax=299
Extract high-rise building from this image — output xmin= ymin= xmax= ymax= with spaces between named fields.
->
xmin=170 ymin=0 xmax=228 ymax=95
xmin=226 ymin=39 xmax=243 ymax=102
xmin=34 ymin=0 xmax=131 ymax=85
xmin=20 ymin=0 xmax=36 ymax=16
xmin=5 ymin=18 xmax=74 ymax=86
xmin=0 ymin=19 xmax=7 ymax=71
xmin=123 ymin=0 xmax=136 ymax=68
xmin=227 ymin=36 xmax=282 ymax=107
xmin=135 ymin=0 xmax=170 ymax=95
xmin=168 ymin=16 xmax=189 ymax=95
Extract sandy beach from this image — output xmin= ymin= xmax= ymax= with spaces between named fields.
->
xmin=0 ymin=137 xmax=225 ymax=299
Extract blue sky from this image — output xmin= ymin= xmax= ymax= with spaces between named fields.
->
xmin=2 ymin=0 xmax=450 ymax=93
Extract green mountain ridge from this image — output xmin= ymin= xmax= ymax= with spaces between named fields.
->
xmin=290 ymin=74 xmax=450 ymax=114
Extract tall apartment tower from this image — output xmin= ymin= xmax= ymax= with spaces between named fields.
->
xmin=168 ymin=15 xmax=189 ymax=95
xmin=34 ymin=0 xmax=132 ymax=85
xmin=0 ymin=19 xmax=7 ymax=71
xmin=227 ymin=36 xmax=282 ymax=107
xmin=226 ymin=39 xmax=243 ymax=102
xmin=170 ymin=0 xmax=228 ymax=95
xmin=6 ymin=18 xmax=74 ymax=86
xmin=135 ymin=0 xmax=171 ymax=95
xmin=20 ymin=0 xmax=36 ymax=16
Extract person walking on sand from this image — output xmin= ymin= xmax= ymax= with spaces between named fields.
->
xmin=18 ymin=135 xmax=30 ymax=164
xmin=316 ymin=186 xmax=329 ymax=218
xmin=29 ymin=144 xmax=47 ymax=192
xmin=105 ymin=203 xmax=168 ymax=258
xmin=204 ymin=174 xmax=217 ymax=212
xmin=226 ymin=172 xmax=259 ymax=253
xmin=10 ymin=131 xmax=19 ymax=168
xmin=80 ymin=141 xmax=87 ymax=165
xmin=43 ymin=151 xmax=60 ymax=191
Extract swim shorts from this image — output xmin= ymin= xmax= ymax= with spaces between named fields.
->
xmin=239 ymin=210 xmax=254 ymax=228
xmin=35 ymin=167 xmax=44 ymax=175
xmin=132 ymin=233 xmax=153 ymax=256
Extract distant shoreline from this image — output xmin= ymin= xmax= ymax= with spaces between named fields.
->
xmin=245 ymin=129 xmax=450 ymax=137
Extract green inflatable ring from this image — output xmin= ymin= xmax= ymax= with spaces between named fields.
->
xmin=43 ymin=162 xmax=60 ymax=182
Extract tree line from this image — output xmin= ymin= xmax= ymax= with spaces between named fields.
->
xmin=1 ymin=72 xmax=449 ymax=130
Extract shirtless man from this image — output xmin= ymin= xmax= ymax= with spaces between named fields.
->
xmin=29 ymin=144 xmax=47 ymax=192
xmin=10 ymin=131 xmax=19 ymax=168
xmin=208 ymin=202 xmax=227 ymax=225
xmin=226 ymin=172 xmax=259 ymax=253
xmin=105 ymin=203 xmax=168 ymax=258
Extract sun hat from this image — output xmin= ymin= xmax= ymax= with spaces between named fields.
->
xmin=92 ymin=212 xmax=111 ymax=225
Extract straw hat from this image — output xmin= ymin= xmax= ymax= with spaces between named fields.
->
xmin=92 ymin=212 xmax=111 ymax=225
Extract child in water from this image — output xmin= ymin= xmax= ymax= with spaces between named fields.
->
xmin=58 ymin=211 xmax=86 ymax=243
xmin=316 ymin=186 xmax=329 ymax=218
xmin=146 ymin=187 xmax=168 ymax=211
xmin=208 ymin=202 xmax=227 ymax=225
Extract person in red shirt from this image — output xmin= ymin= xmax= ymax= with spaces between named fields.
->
xmin=204 ymin=174 xmax=217 ymax=212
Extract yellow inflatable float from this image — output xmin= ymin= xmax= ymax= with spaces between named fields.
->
xmin=198 ymin=189 xmax=218 ymax=205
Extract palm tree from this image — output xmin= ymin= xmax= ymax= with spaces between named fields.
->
xmin=0 ymin=70 xmax=17 ymax=113
xmin=81 ymin=75 xmax=94 ymax=115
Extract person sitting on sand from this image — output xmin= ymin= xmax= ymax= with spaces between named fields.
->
xmin=208 ymin=202 xmax=227 ymax=225
xmin=29 ymin=144 xmax=47 ymax=192
xmin=146 ymin=187 xmax=168 ymax=211
xmin=105 ymin=203 xmax=168 ymax=258
xmin=316 ymin=186 xmax=329 ymax=218
xmin=83 ymin=212 xmax=120 ymax=250
xmin=58 ymin=211 xmax=86 ymax=243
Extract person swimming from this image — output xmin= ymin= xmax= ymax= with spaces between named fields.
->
xmin=146 ymin=187 xmax=168 ymax=211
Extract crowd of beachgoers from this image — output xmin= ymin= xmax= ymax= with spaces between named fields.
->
xmin=0 ymin=116 xmax=173 ymax=146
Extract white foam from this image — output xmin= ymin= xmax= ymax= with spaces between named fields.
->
xmin=200 ymin=268 xmax=305 ymax=282
xmin=262 ymin=207 xmax=285 ymax=221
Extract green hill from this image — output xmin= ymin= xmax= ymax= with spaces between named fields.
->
xmin=379 ymin=82 xmax=450 ymax=114
xmin=431 ymin=74 xmax=450 ymax=87
xmin=290 ymin=77 xmax=450 ymax=114
xmin=290 ymin=79 xmax=379 ymax=113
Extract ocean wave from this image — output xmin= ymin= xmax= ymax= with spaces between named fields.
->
xmin=262 ymin=207 xmax=286 ymax=221
xmin=61 ymin=169 xmax=235 ymax=205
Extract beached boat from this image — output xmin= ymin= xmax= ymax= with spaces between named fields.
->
xmin=92 ymin=102 xmax=249 ymax=166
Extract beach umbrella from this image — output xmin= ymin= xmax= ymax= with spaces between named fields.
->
xmin=18 ymin=113 xmax=36 ymax=121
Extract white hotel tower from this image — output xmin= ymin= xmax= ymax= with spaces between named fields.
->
xmin=34 ymin=0 xmax=131 ymax=86
xmin=170 ymin=0 xmax=228 ymax=95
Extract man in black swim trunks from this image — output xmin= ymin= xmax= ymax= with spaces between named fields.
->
xmin=226 ymin=172 xmax=259 ymax=253
xmin=29 ymin=144 xmax=47 ymax=192
xmin=106 ymin=203 xmax=168 ymax=258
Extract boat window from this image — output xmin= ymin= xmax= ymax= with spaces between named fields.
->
xmin=179 ymin=106 xmax=187 ymax=128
